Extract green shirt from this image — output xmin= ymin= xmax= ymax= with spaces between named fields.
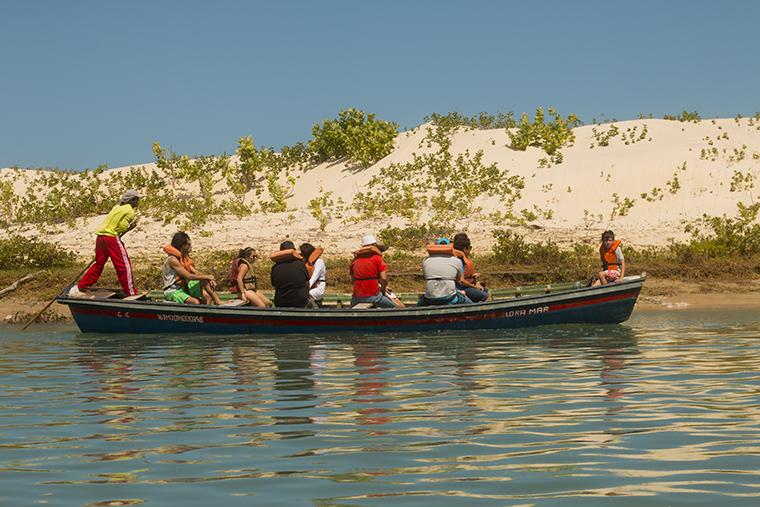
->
xmin=96 ymin=203 xmax=135 ymax=237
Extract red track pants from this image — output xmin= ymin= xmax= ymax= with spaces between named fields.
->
xmin=78 ymin=235 xmax=137 ymax=296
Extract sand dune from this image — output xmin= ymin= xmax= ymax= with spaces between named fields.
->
xmin=2 ymin=118 xmax=759 ymax=258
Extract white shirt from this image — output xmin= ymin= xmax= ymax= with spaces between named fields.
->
xmin=308 ymin=258 xmax=326 ymax=301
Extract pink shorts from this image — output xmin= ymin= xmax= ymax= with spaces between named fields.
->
xmin=603 ymin=269 xmax=621 ymax=281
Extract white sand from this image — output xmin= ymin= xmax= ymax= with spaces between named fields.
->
xmin=2 ymin=118 xmax=759 ymax=258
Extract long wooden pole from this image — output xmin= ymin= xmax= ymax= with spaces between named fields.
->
xmin=20 ymin=258 xmax=97 ymax=330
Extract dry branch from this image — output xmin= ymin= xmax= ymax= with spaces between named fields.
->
xmin=0 ymin=270 xmax=44 ymax=299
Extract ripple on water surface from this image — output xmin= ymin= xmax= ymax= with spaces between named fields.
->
xmin=1 ymin=310 xmax=760 ymax=506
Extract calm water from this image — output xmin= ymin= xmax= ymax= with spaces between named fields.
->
xmin=2 ymin=309 xmax=760 ymax=506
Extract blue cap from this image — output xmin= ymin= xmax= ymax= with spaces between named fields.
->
xmin=436 ymin=237 xmax=450 ymax=245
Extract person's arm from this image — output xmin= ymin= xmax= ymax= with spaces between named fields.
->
xmin=169 ymin=256 xmax=213 ymax=282
xmin=308 ymin=259 xmax=323 ymax=288
xmin=378 ymin=270 xmax=388 ymax=294
xmin=618 ymin=248 xmax=625 ymax=278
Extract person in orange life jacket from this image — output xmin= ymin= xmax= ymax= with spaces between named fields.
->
xmin=270 ymin=240 xmax=312 ymax=308
xmin=162 ymin=231 xmax=222 ymax=305
xmin=452 ymin=232 xmax=491 ymax=302
xmin=350 ymin=234 xmax=397 ymax=308
xmin=300 ymin=243 xmax=326 ymax=305
xmin=229 ymin=247 xmax=271 ymax=307
xmin=418 ymin=237 xmax=473 ymax=306
xmin=69 ymin=189 xmax=142 ymax=298
xmin=594 ymin=230 xmax=625 ymax=286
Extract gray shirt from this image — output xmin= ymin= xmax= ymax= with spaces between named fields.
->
xmin=422 ymin=256 xmax=462 ymax=299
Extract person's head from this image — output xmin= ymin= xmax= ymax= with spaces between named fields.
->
xmin=238 ymin=247 xmax=257 ymax=261
xmin=280 ymin=240 xmax=295 ymax=251
xmin=120 ymin=189 xmax=142 ymax=208
xmin=171 ymin=231 xmax=191 ymax=254
xmin=299 ymin=242 xmax=315 ymax=260
xmin=601 ymin=230 xmax=615 ymax=244
xmin=361 ymin=234 xmax=377 ymax=247
xmin=453 ymin=233 xmax=471 ymax=251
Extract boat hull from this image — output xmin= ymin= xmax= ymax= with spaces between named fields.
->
xmin=58 ymin=277 xmax=644 ymax=335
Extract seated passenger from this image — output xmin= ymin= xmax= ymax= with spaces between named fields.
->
xmin=350 ymin=234 xmax=397 ymax=308
xmin=230 ymin=247 xmax=271 ymax=307
xmin=418 ymin=237 xmax=472 ymax=306
xmin=300 ymin=243 xmax=326 ymax=306
xmin=270 ymin=240 xmax=311 ymax=308
xmin=162 ymin=231 xmax=222 ymax=305
xmin=594 ymin=230 xmax=625 ymax=286
xmin=453 ymin=233 xmax=491 ymax=302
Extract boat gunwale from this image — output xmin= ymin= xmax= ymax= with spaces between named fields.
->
xmin=57 ymin=275 xmax=645 ymax=319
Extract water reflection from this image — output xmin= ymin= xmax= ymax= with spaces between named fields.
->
xmin=4 ymin=315 xmax=760 ymax=505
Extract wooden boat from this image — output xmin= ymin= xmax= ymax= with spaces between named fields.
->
xmin=56 ymin=275 xmax=646 ymax=335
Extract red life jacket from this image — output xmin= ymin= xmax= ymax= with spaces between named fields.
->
xmin=229 ymin=257 xmax=257 ymax=292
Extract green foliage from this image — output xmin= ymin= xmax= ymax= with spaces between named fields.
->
xmin=310 ymin=108 xmax=398 ymax=166
xmin=730 ymin=170 xmax=755 ymax=192
xmin=491 ymin=229 xmax=563 ymax=265
xmin=425 ymin=111 xmax=516 ymax=130
xmin=0 ymin=235 xmax=77 ymax=269
xmin=590 ymin=124 xmax=620 ymax=148
xmin=507 ymin=107 xmax=580 ymax=165
xmin=681 ymin=202 xmax=760 ymax=256
xmin=353 ymin=123 xmax=524 ymax=228
xmin=378 ymin=224 xmax=452 ymax=251
xmin=308 ymin=189 xmax=345 ymax=231
xmin=610 ymin=193 xmax=636 ymax=220
xmin=664 ymin=110 xmax=701 ymax=122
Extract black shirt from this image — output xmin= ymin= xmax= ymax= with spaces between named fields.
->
xmin=270 ymin=259 xmax=309 ymax=308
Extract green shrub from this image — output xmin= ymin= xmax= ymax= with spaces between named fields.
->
xmin=680 ymin=202 xmax=760 ymax=257
xmin=491 ymin=229 xmax=563 ymax=265
xmin=0 ymin=236 xmax=78 ymax=269
xmin=378 ymin=224 xmax=453 ymax=251
xmin=310 ymin=108 xmax=398 ymax=166
xmin=353 ymin=123 xmax=524 ymax=228
xmin=425 ymin=111 xmax=516 ymax=130
xmin=507 ymin=107 xmax=580 ymax=165
xmin=664 ymin=110 xmax=701 ymax=123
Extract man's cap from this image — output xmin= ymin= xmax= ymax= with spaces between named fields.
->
xmin=436 ymin=237 xmax=451 ymax=245
xmin=120 ymin=189 xmax=143 ymax=202
xmin=361 ymin=234 xmax=377 ymax=246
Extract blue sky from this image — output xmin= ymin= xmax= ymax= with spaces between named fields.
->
xmin=2 ymin=0 xmax=758 ymax=170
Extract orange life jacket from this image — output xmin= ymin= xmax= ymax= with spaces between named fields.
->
xmin=305 ymin=247 xmax=324 ymax=278
xmin=163 ymin=244 xmax=194 ymax=287
xmin=425 ymin=244 xmax=454 ymax=256
xmin=353 ymin=245 xmax=382 ymax=258
xmin=600 ymin=240 xmax=622 ymax=270
xmin=270 ymin=248 xmax=303 ymax=263
xmin=453 ymin=249 xmax=477 ymax=283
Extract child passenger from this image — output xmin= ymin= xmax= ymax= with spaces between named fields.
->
xmin=594 ymin=230 xmax=625 ymax=286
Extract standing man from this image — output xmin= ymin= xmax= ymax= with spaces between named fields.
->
xmin=69 ymin=189 xmax=142 ymax=297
